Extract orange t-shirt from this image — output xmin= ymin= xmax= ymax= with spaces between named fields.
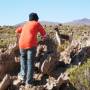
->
xmin=16 ymin=21 xmax=46 ymax=49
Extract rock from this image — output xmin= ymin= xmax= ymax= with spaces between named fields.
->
xmin=0 ymin=74 xmax=11 ymax=90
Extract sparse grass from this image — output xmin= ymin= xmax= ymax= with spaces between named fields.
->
xmin=0 ymin=26 xmax=16 ymax=48
xmin=67 ymin=59 xmax=90 ymax=90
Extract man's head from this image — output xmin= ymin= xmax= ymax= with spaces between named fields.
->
xmin=29 ymin=12 xmax=39 ymax=21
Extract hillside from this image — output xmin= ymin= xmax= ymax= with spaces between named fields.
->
xmin=15 ymin=21 xmax=60 ymax=27
xmin=65 ymin=18 xmax=90 ymax=25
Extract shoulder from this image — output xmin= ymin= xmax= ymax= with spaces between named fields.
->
xmin=16 ymin=26 xmax=22 ymax=32
xmin=36 ymin=21 xmax=42 ymax=27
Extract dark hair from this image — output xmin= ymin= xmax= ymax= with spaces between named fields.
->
xmin=29 ymin=12 xmax=39 ymax=21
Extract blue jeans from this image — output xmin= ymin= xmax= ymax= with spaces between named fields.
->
xmin=19 ymin=47 xmax=36 ymax=84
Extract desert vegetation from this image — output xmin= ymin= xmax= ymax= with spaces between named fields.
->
xmin=0 ymin=24 xmax=90 ymax=90
xmin=0 ymin=26 xmax=16 ymax=48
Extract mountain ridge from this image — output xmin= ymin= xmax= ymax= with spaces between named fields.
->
xmin=15 ymin=18 xmax=90 ymax=27
xmin=65 ymin=18 xmax=90 ymax=25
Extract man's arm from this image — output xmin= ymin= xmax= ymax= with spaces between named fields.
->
xmin=38 ymin=23 xmax=46 ymax=42
xmin=15 ymin=26 xmax=22 ymax=44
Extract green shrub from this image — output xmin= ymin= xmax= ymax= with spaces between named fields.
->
xmin=69 ymin=59 xmax=90 ymax=90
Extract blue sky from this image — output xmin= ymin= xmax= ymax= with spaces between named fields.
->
xmin=0 ymin=0 xmax=90 ymax=25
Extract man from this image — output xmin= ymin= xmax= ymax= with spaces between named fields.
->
xmin=15 ymin=12 xmax=46 ymax=88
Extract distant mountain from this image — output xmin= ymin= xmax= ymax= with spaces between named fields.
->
xmin=40 ymin=21 xmax=59 ymax=26
xmin=15 ymin=21 xmax=26 ymax=27
xmin=15 ymin=18 xmax=90 ymax=27
xmin=65 ymin=18 xmax=90 ymax=25
xmin=15 ymin=21 xmax=59 ymax=27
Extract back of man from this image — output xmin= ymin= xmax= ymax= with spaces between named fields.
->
xmin=16 ymin=21 xmax=46 ymax=49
